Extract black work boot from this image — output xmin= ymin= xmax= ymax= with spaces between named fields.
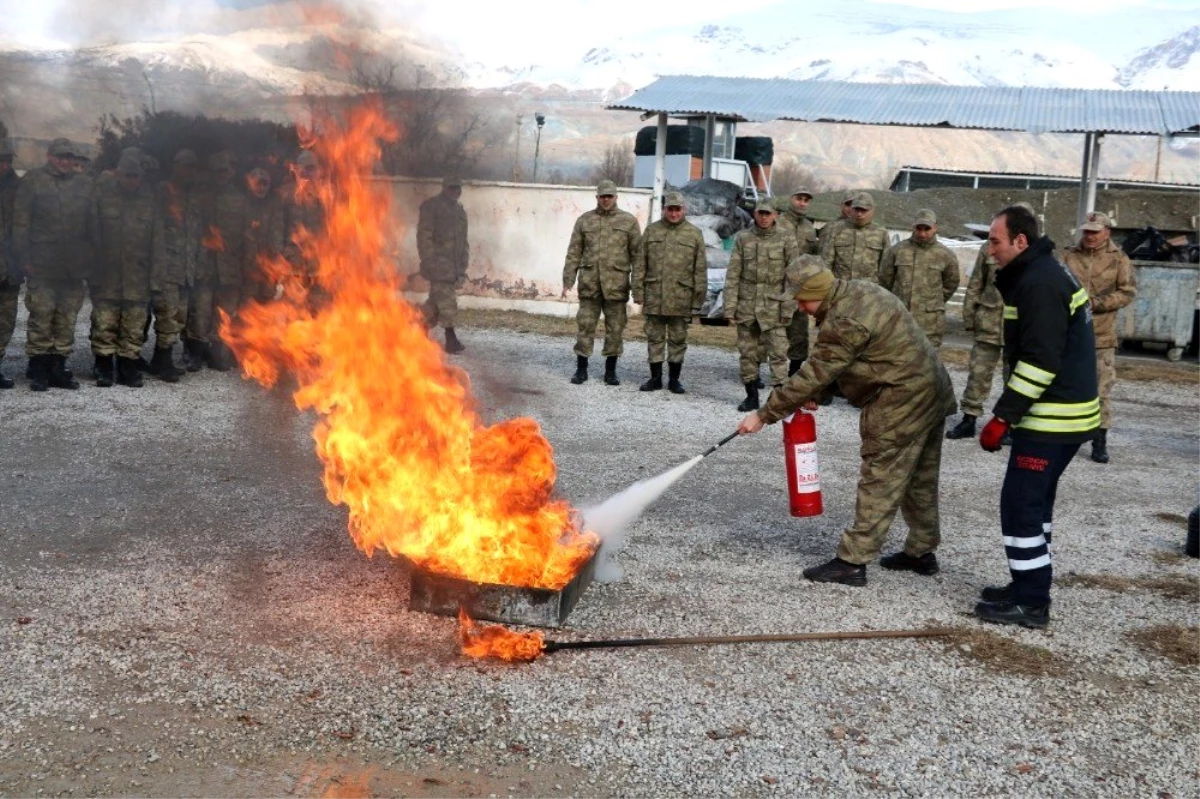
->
xmin=946 ymin=414 xmax=977 ymax=440
xmin=569 ymin=355 xmax=588 ymax=384
xmin=979 ymin=583 xmax=1013 ymax=603
xmin=28 ymin=355 xmax=49 ymax=392
xmin=639 ymin=362 xmax=663 ymax=392
xmin=736 ymin=382 xmax=759 ymax=412
xmin=788 ymin=358 xmax=805 ymax=377
xmin=803 ymin=557 xmax=867 ymax=587
xmin=1090 ymin=429 xmax=1109 ymax=464
xmin=116 ymin=357 xmax=144 ymax=388
xmin=150 ymin=347 xmax=183 ymax=383
xmin=47 ymin=355 xmax=79 ymax=389
xmin=94 ymin=354 xmax=115 ymax=388
xmin=443 ymin=327 xmax=465 ymax=354
xmin=603 ymin=356 xmax=620 ymax=386
xmin=0 ymin=370 xmax=12 ymax=389
xmin=183 ymin=339 xmax=204 ymax=373
xmin=207 ymin=342 xmax=231 ymax=372
xmin=974 ymin=600 xmax=1050 ymax=629
xmin=879 ymin=551 xmax=939 ymax=576
xmin=667 ymin=361 xmax=685 ymax=394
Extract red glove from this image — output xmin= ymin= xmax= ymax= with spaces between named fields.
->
xmin=979 ymin=417 xmax=1010 ymax=452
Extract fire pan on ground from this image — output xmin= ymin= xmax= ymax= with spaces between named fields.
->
xmin=407 ymin=550 xmax=598 ymax=629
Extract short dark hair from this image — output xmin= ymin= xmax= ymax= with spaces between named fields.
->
xmin=994 ymin=205 xmax=1039 ymax=244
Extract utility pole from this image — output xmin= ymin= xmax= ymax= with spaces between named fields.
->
xmin=532 ymin=113 xmax=546 ymax=182
xmin=513 ymin=114 xmax=523 ymax=181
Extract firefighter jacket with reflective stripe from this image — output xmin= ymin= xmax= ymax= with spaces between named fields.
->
xmin=993 ymin=236 xmax=1100 ymax=443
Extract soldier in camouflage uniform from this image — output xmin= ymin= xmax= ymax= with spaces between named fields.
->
xmin=632 ymin=190 xmax=706 ymax=394
xmin=736 ymin=256 xmax=957 ymax=586
xmin=776 ymin=186 xmax=820 ymax=374
xmin=190 ymin=151 xmax=249 ymax=372
xmin=150 ymin=149 xmax=202 ymax=379
xmin=725 ymin=201 xmax=800 ymax=411
xmin=0 ymin=138 xmax=20 ymax=388
xmin=12 ymin=138 xmax=93 ymax=391
xmin=243 ymin=167 xmax=285 ymax=306
xmin=282 ymin=150 xmax=328 ymax=310
xmin=417 ymin=176 xmax=470 ymax=354
xmin=824 ymin=191 xmax=889 ymax=283
xmin=562 ymin=179 xmax=641 ymax=386
xmin=87 ymin=151 xmax=161 ymax=388
xmin=1063 ymin=211 xmax=1137 ymax=464
xmin=879 ymin=209 xmax=960 ymax=347
xmin=817 ymin=189 xmax=857 ymax=257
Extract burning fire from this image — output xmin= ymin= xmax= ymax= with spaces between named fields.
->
xmin=222 ymin=101 xmax=597 ymax=590
xmin=457 ymin=609 xmax=545 ymax=662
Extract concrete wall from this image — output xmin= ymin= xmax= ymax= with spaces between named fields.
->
xmin=384 ymin=177 xmax=653 ymax=318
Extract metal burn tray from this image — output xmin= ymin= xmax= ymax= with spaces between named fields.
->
xmin=407 ymin=549 xmax=597 ymax=629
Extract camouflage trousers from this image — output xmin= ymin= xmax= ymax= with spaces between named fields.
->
xmin=737 ymin=319 xmax=788 ymax=386
xmin=187 ymin=284 xmax=240 ymax=344
xmin=644 ymin=314 xmax=689 ymax=364
xmin=423 ymin=281 xmax=459 ymax=330
xmin=151 ymin=283 xmax=187 ymax=351
xmin=574 ymin=297 xmax=627 ymax=358
xmin=837 ymin=422 xmax=945 ymax=565
xmin=0 ymin=279 xmax=19 ymax=356
xmin=90 ymin=299 xmax=150 ymax=359
xmin=786 ymin=310 xmax=809 ymax=361
xmin=24 ymin=278 xmax=86 ymax=357
xmin=1096 ymin=347 xmax=1116 ymax=428
xmin=959 ymin=340 xmax=1002 ymax=418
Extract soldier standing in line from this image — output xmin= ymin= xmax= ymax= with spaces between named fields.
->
xmin=736 ymin=256 xmax=957 ymax=586
xmin=87 ymin=151 xmax=160 ymax=388
xmin=149 ymin=149 xmax=201 ymax=379
xmin=817 ymin=189 xmax=857 ymax=256
xmin=562 ymin=179 xmax=641 ymax=386
xmin=417 ymin=176 xmax=470 ymax=354
xmin=0 ymin=138 xmax=20 ymax=388
xmin=725 ymin=201 xmax=800 ymax=412
xmin=243 ymin=167 xmax=285 ymax=306
xmin=192 ymin=151 xmax=249 ymax=372
xmin=1062 ymin=211 xmax=1136 ymax=464
xmin=632 ymin=190 xmax=706 ymax=394
xmin=879 ymin=208 xmax=960 ymax=348
xmin=282 ymin=150 xmax=327 ymax=308
xmin=777 ymin=186 xmax=820 ymax=375
xmin=12 ymin=138 xmax=93 ymax=391
xmin=824 ymin=191 xmax=889 ymax=283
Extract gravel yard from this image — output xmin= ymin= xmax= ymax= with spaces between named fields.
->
xmin=1 ymin=307 xmax=1197 ymax=798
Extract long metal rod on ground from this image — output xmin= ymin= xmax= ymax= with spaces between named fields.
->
xmin=701 ymin=431 xmax=740 ymax=458
xmin=542 ymin=628 xmax=951 ymax=653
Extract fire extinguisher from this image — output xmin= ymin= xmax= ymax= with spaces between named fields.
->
xmin=782 ymin=411 xmax=823 ymax=517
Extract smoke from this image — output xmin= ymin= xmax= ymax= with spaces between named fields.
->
xmin=583 ymin=455 xmax=704 ymax=583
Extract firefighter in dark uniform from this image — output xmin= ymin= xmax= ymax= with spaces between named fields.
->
xmin=974 ymin=204 xmax=1100 ymax=629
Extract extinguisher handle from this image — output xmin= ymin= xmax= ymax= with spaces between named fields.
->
xmin=701 ymin=431 xmax=740 ymax=458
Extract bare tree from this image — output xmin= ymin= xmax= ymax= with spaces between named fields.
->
xmin=771 ymin=156 xmax=825 ymax=195
xmin=590 ymin=139 xmax=634 ymax=187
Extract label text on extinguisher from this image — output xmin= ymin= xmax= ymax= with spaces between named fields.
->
xmin=792 ymin=442 xmax=820 ymax=494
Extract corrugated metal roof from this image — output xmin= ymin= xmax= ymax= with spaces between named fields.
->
xmin=608 ymin=76 xmax=1200 ymax=136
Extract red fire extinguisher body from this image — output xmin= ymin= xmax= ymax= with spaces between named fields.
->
xmin=782 ymin=411 xmax=823 ymax=517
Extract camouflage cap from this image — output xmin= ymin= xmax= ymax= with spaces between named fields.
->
xmin=248 ymin=167 xmax=271 ymax=182
xmin=773 ymin=255 xmax=833 ymax=302
xmin=1080 ymin=211 xmax=1113 ymax=231
xmin=296 ymin=150 xmax=319 ymax=168
xmin=850 ymin=191 xmax=875 ymax=210
xmin=173 ymin=149 xmax=198 ymax=166
xmin=914 ymin=208 xmax=936 ymax=227
xmin=753 ymin=200 xmax=777 ymax=214
xmin=48 ymin=138 xmax=76 ymax=157
xmin=442 ymin=175 xmax=462 ymax=188
xmin=208 ymin=152 xmax=234 ymax=172
xmin=842 ymin=190 xmax=858 ymax=204
xmin=140 ymin=154 xmax=160 ymax=173
xmin=116 ymin=151 xmax=143 ymax=177
xmin=595 ymin=179 xmax=618 ymax=196
xmin=663 ymin=191 xmax=685 ymax=208
xmin=790 ymin=186 xmax=814 ymax=199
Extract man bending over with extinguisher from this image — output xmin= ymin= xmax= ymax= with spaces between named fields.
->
xmin=736 ymin=255 xmax=958 ymax=587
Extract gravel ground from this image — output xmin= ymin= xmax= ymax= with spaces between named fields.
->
xmin=1 ymin=305 xmax=1197 ymax=798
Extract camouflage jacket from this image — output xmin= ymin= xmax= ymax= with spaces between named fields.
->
xmin=88 ymin=179 xmax=161 ymax=302
xmin=0 ymin=170 xmax=19 ymax=281
xmin=417 ymin=192 xmax=469 ymax=283
xmin=879 ymin=237 xmax=960 ymax=340
xmin=777 ymin=209 xmax=819 ymax=255
xmin=759 ymin=279 xmax=957 ymax=450
xmin=962 ymin=248 xmax=1003 ymax=345
xmin=155 ymin=180 xmax=203 ymax=288
xmin=633 ymin=217 xmax=706 ymax=316
xmin=818 ymin=217 xmax=850 ymax=258
xmin=563 ymin=205 xmax=641 ymax=301
xmin=12 ymin=163 xmax=93 ymax=281
xmin=1062 ymin=240 xmax=1137 ymax=349
xmin=824 ymin=222 xmax=889 ymax=283
xmin=282 ymin=182 xmax=327 ymax=277
xmin=245 ymin=193 xmax=285 ymax=288
xmin=199 ymin=182 xmax=250 ymax=287
xmin=724 ymin=223 xmax=799 ymax=328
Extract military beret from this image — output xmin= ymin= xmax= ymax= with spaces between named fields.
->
xmin=914 ymin=208 xmax=936 ymax=227
xmin=850 ymin=191 xmax=875 ymax=210
xmin=774 ymin=255 xmax=832 ymax=302
xmin=663 ymin=191 xmax=685 ymax=208
xmin=48 ymin=138 xmax=76 ymax=157
xmin=1080 ymin=211 xmax=1112 ymax=231
xmin=595 ymin=179 xmax=618 ymax=196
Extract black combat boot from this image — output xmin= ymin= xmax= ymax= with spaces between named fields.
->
xmin=149 ymin=347 xmax=183 ymax=383
xmin=47 ymin=355 xmax=80 ymax=390
xmin=1090 ymin=429 xmax=1109 ymax=464
xmin=667 ymin=362 xmax=685 ymax=394
xmin=639 ymin=362 xmax=663 ymax=392
xmin=94 ymin=354 xmax=115 ymax=388
xmin=946 ymin=414 xmax=977 ymax=440
xmin=803 ymin=557 xmax=867 ymax=587
xmin=880 ymin=550 xmax=939 ymax=575
xmin=0 ymin=370 xmax=12 ymax=389
xmin=570 ymin=355 xmax=588 ymax=384
xmin=443 ymin=327 xmax=465 ymax=354
xmin=207 ymin=342 xmax=231 ymax=372
xmin=116 ymin=357 xmax=144 ymax=388
xmin=28 ymin=355 xmax=49 ymax=392
xmin=603 ymin=356 xmax=620 ymax=386
xmin=979 ymin=583 xmax=1013 ymax=603
xmin=974 ymin=600 xmax=1050 ymax=629
xmin=753 ymin=375 xmax=765 ymax=389
xmin=183 ymin=339 xmax=204 ymax=373
xmin=788 ymin=358 xmax=805 ymax=377
xmin=736 ymin=382 xmax=759 ymax=412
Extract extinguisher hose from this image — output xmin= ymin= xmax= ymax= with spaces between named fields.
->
xmin=701 ymin=431 xmax=740 ymax=458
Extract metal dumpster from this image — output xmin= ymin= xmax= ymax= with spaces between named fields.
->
xmin=1115 ymin=260 xmax=1199 ymax=362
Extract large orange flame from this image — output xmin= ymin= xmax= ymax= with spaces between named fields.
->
xmin=457 ymin=609 xmax=545 ymax=662
xmin=223 ymin=101 xmax=597 ymax=590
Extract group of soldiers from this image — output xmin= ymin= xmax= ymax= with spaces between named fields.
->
xmin=0 ymin=137 xmax=326 ymax=390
